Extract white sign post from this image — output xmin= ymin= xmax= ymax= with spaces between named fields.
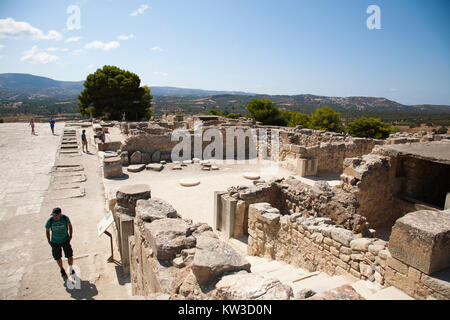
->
xmin=97 ymin=210 xmax=115 ymax=262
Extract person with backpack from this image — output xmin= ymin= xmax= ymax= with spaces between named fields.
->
xmin=45 ymin=208 xmax=74 ymax=279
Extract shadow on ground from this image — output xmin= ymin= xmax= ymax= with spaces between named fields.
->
xmin=63 ymin=277 xmax=99 ymax=300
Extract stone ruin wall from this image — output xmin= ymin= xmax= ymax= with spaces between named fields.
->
xmin=279 ymin=128 xmax=383 ymax=174
xmin=247 ymin=202 xmax=450 ymax=300
xmin=248 ymin=202 xmax=388 ymax=285
xmin=218 ymin=178 xmax=370 ymax=239
xmin=340 ymin=153 xmax=403 ymax=229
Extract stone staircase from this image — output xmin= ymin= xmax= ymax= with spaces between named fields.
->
xmin=227 ymin=237 xmax=414 ymax=300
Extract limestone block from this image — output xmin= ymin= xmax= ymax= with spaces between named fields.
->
xmin=298 ymin=158 xmax=318 ymax=177
xmin=146 ymin=164 xmax=164 ymax=172
xmin=144 ymin=218 xmax=196 ymax=261
xmin=120 ymin=151 xmax=129 ymax=166
xmin=213 ymin=191 xmax=227 ymax=231
xmin=141 ymin=152 xmax=151 ymax=164
xmin=130 ymin=151 xmax=142 ymax=164
xmin=421 ymin=270 xmax=450 ymax=298
xmin=388 ymin=210 xmax=450 ymax=274
xmin=387 ymin=256 xmax=409 ymax=275
xmin=116 ymin=184 xmax=151 ymax=216
xmin=127 ymin=164 xmax=146 ymax=173
xmin=214 ymin=272 xmax=293 ymax=300
xmin=103 ymin=156 xmax=123 ymax=179
xmin=368 ymin=244 xmax=385 ymax=255
xmin=191 ymin=234 xmax=250 ymax=285
xmin=151 ymin=150 xmax=161 ymax=163
xmin=350 ymin=238 xmax=374 ymax=251
xmin=221 ymin=195 xmax=238 ymax=238
xmin=136 ymin=198 xmax=179 ymax=223
xmin=330 ymin=228 xmax=356 ymax=247
xmin=378 ymin=249 xmax=390 ymax=260
xmin=309 ymin=284 xmax=365 ymax=300
xmin=119 ymin=213 xmax=135 ymax=274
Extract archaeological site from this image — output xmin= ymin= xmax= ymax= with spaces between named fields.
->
xmin=72 ymin=113 xmax=450 ymax=300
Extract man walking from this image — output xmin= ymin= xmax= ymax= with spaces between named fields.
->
xmin=45 ymin=208 xmax=74 ymax=279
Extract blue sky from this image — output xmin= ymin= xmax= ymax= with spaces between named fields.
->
xmin=0 ymin=0 xmax=449 ymax=105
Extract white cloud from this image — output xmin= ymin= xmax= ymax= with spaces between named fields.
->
xmin=85 ymin=41 xmax=120 ymax=51
xmin=151 ymin=46 xmax=163 ymax=52
xmin=65 ymin=36 xmax=81 ymax=43
xmin=130 ymin=4 xmax=150 ymax=16
xmin=153 ymin=71 xmax=168 ymax=77
xmin=0 ymin=18 xmax=62 ymax=40
xmin=46 ymin=47 xmax=69 ymax=52
xmin=118 ymin=34 xmax=135 ymax=41
xmin=21 ymin=46 xmax=59 ymax=64
xmin=0 ymin=44 xmax=4 ymax=50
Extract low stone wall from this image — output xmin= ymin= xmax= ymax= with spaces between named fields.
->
xmin=215 ymin=178 xmax=369 ymax=237
xmin=247 ymin=202 xmax=450 ymax=300
xmin=280 ymin=138 xmax=380 ymax=175
xmin=248 ymin=203 xmax=387 ymax=285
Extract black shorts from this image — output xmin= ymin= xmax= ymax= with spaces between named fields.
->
xmin=51 ymin=241 xmax=73 ymax=260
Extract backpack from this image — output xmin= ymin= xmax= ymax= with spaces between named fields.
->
xmin=49 ymin=215 xmax=69 ymax=228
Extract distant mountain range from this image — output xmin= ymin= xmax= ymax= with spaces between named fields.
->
xmin=1 ymin=73 xmax=449 ymax=114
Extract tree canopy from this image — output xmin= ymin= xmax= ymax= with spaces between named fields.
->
xmin=246 ymin=99 xmax=288 ymax=126
xmin=78 ymin=65 xmax=153 ymax=120
xmin=288 ymin=112 xmax=311 ymax=127
xmin=345 ymin=116 xmax=391 ymax=139
xmin=309 ymin=106 xmax=342 ymax=132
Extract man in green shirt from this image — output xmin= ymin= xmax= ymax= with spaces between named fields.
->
xmin=45 ymin=208 xmax=74 ymax=279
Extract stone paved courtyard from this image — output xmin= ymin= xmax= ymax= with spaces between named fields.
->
xmin=0 ymin=122 xmax=130 ymax=300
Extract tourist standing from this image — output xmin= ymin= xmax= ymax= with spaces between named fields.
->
xmin=49 ymin=118 xmax=55 ymax=135
xmin=81 ymin=129 xmax=89 ymax=153
xmin=45 ymin=208 xmax=75 ymax=279
xmin=29 ymin=118 xmax=35 ymax=135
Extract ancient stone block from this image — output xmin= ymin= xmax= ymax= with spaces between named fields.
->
xmin=387 ymin=256 xmax=409 ymax=275
xmin=368 ymin=244 xmax=385 ymax=256
xmin=116 ymin=184 xmax=151 ymax=216
xmin=192 ymin=234 xmax=250 ymax=285
xmin=103 ymin=156 xmax=123 ymax=178
xmin=421 ymin=270 xmax=450 ymax=298
xmin=309 ymin=284 xmax=365 ymax=300
xmin=388 ymin=210 xmax=450 ymax=274
xmin=350 ymin=238 xmax=373 ymax=251
xmin=298 ymin=158 xmax=318 ymax=177
xmin=151 ymin=150 xmax=161 ymax=163
xmin=331 ymin=228 xmax=356 ymax=247
xmin=130 ymin=151 xmax=142 ymax=164
xmin=214 ymin=273 xmax=293 ymax=300
xmin=141 ymin=152 xmax=151 ymax=164
xmin=127 ymin=164 xmax=146 ymax=173
xmin=378 ymin=249 xmax=390 ymax=260
xmin=144 ymin=218 xmax=196 ymax=261
xmin=136 ymin=198 xmax=179 ymax=223
xmin=146 ymin=163 xmax=164 ymax=172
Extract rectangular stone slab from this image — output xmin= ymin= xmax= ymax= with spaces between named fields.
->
xmin=49 ymin=187 xmax=85 ymax=199
xmin=389 ymin=210 xmax=450 ymax=274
